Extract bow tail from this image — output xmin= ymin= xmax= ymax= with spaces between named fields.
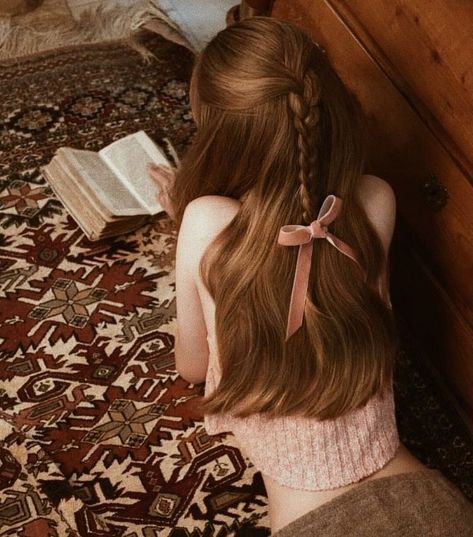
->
xmin=326 ymin=232 xmax=360 ymax=268
xmin=286 ymin=241 xmax=313 ymax=340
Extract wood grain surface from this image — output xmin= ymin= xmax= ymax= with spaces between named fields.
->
xmin=272 ymin=0 xmax=473 ymax=416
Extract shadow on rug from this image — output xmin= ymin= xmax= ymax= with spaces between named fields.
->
xmin=0 ymin=32 xmax=471 ymax=537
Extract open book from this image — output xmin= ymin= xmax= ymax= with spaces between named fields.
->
xmin=42 ymin=131 xmax=176 ymax=241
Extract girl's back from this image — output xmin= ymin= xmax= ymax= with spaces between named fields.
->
xmin=175 ymin=174 xmax=425 ymax=532
xmin=164 ymin=17 xmax=472 ymax=535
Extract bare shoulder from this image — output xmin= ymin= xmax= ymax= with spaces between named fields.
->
xmin=357 ymin=174 xmax=397 ymax=254
xmin=181 ymin=195 xmax=241 ymax=240
xmin=357 ymin=174 xmax=396 ymax=215
xmin=178 ymin=195 xmax=241 ymax=261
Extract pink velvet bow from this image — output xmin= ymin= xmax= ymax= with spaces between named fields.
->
xmin=278 ymin=195 xmax=360 ymax=340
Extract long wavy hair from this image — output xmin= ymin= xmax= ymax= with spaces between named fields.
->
xmin=172 ymin=17 xmax=398 ymax=420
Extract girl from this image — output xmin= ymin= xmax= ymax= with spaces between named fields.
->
xmin=149 ymin=17 xmax=473 ymax=536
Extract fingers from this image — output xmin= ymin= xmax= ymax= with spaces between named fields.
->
xmin=155 ymin=187 xmax=176 ymax=221
xmin=147 ymin=163 xmax=175 ymax=177
xmin=148 ymin=163 xmax=176 ymax=220
xmin=147 ymin=163 xmax=176 ymax=190
xmin=148 ymin=163 xmax=173 ymax=174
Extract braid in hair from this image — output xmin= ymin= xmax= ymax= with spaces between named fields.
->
xmin=288 ymin=70 xmax=321 ymax=223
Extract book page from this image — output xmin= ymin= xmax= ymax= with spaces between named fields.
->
xmin=99 ymin=131 xmax=169 ymax=214
xmin=61 ymin=149 xmax=148 ymax=217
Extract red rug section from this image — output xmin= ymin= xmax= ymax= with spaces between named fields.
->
xmin=0 ymin=35 xmax=269 ymax=536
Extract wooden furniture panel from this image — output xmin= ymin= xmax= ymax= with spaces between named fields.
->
xmin=271 ymin=0 xmax=473 ymax=417
xmin=325 ymin=0 xmax=473 ymax=178
xmin=392 ymin=226 xmax=473 ymax=418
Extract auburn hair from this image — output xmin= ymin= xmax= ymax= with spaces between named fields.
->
xmin=172 ymin=17 xmax=398 ymax=420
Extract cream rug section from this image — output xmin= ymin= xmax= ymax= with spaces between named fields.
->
xmin=0 ymin=0 xmax=194 ymax=61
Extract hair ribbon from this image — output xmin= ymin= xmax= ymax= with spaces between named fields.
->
xmin=278 ymin=195 xmax=360 ymax=340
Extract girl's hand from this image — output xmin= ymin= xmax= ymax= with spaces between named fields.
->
xmin=147 ymin=163 xmax=176 ymax=221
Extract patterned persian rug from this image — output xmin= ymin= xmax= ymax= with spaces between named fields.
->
xmin=0 ymin=33 xmax=472 ymax=537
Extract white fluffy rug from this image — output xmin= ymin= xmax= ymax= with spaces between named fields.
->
xmin=0 ymin=0 xmax=194 ymax=61
xmin=157 ymin=0 xmax=236 ymax=50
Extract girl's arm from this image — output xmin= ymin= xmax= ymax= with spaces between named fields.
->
xmin=148 ymin=164 xmax=209 ymax=383
xmin=174 ymin=195 xmax=242 ymax=384
xmin=358 ymin=174 xmax=397 ymax=305
xmin=174 ymin=201 xmax=210 ymax=384
xmin=358 ymin=174 xmax=396 ymax=256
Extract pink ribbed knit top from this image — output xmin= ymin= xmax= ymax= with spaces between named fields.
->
xmin=204 ymin=332 xmax=400 ymax=491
